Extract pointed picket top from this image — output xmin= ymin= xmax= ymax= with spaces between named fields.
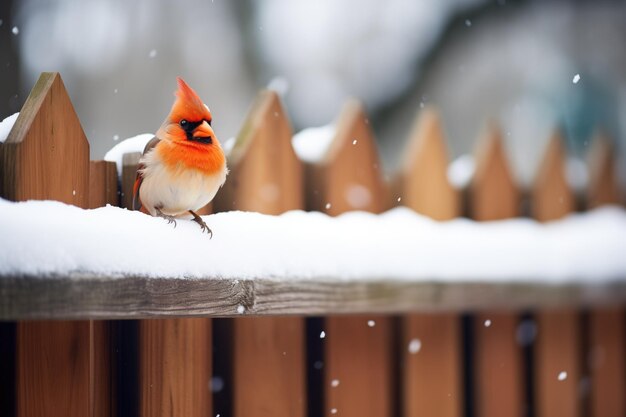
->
xmin=215 ymin=90 xmax=303 ymax=214
xmin=0 ymin=72 xmax=90 ymax=207
xmin=311 ymin=99 xmax=387 ymax=215
xmin=531 ymin=130 xmax=574 ymax=222
xmin=469 ymin=123 xmax=519 ymax=220
xmin=587 ymin=131 xmax=622 ymax=208
xmin=399 ymin=107 xmax=459 ymax=220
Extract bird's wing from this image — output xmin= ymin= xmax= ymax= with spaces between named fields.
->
xmin=132 ymin=136 xmax=161 ymax=212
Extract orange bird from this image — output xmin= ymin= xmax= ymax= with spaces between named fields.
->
xmin=132 ymin=77 xmax=228 ymax=236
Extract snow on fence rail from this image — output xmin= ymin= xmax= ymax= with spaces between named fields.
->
xmin=0 ymin=72 xmax=624 ymax=417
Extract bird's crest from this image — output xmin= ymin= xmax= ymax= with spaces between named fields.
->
xmin=169 ymin=77 xmax=212 ymax=123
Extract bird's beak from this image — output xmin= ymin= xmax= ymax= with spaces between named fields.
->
xmin=192 ymin=120 xmax=215 ymax=144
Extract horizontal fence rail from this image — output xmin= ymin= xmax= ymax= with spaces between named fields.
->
xmin=0 ymin=72 xmax=624 ymax=417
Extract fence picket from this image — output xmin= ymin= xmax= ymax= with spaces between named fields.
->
xmin=586 ymin=133 xmax=625 ymax=417
xmin=398 ymin=108 xmax=462 ymax=417
xmin=469 ymin=124 xmax=524 ymax=417
xmin=0 ymin=73 xmax=111 ymax=417
xmin=215 ymin=90 xmax=306 ymax=417
xmin=121 ymin=152 xmax=141 ymax=210
xmin=532 ymin=132 xmax=581 ymax=417
xmin=89 ymin=160 xmax=118 ymax=209
xmin=305 ymin=100 xmax=392 ymax=417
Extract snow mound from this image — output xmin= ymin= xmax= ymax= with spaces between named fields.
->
xmin=292 ymin=124 xmax=336 ymax=163
xmin=0 ymin=198 xmax=625 ymax=283
xmin=104 ymin=133 xmax=154 ymax=176
xmin=0 ymin=113 xmax=19 ymax=143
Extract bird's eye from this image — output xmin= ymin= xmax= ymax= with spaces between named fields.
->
xmin=180 ymin=119 xmax=188 ymax=127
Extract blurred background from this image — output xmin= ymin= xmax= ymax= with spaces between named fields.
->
xmin=1 ymin=0 xmax=625 ymax=188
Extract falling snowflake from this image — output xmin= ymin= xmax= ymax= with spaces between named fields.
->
xmin=320 ymin=330 xmax=326 ymax=339
xmin=331 ymin=408 xmax=338 ymax=415
xmin=237 ymin=305 xmax=245 ymax=314
xmin=352 ymin=139 xmax=357 ymax=145
xmin=465 ymin=19 xmax=472 ymax=27
xmin=114 ymin=88 xmax=118 ymax=94
xmin=325 ymin=203 xmax=332 ymax=210
xmin=331 ymin=379 xmax=340 ymax=387
xmin=408 ymin=338 xmax=422 ymax=354
xmin=484 ymin=319 xmax=492 ymax=327
xmin=72 ymin=190 xmax=76 ymax=196
xmin=367 ymin=320 xmax=375 ymax=327
xmin=558 ymin=371 xmax=567 ymax=381
xmin=12 ymin=26 xmax=19 ymax=35
xmin=113 ymin=134 xmax=120 ymax=141
xmin=572 ymin=74 xmax=580 ymax=84
xmin=149 ymin=49 xmax=158 ymax=58
xmin=397 ymin=197 xmax=402 ymax=202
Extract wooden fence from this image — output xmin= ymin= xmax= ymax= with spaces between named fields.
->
xmin=0 ymin=72 xmax=625 ymax=417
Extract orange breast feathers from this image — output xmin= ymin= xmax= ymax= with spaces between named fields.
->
xmin=156 ymin=138 xmax=226 ymax=176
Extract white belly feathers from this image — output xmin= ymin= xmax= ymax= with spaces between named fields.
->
xmin=139 ymin=148 xmax=227 ymax=217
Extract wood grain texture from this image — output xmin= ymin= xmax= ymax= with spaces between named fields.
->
xmin=121 ymin=152 xmax=141 ymax=210
xmin=403 ymin=313 xmax=462 ymax=417
xmin=532 ymin=132 xmax=581 ymax=417
xmin=91 ymin=321 xmax=112 ymax=417
xmin=89 ymin=160 xmax=118 ymax=209
xmin=469 ymin=124 xmax=525 ymax=417
xmin=0 ymin=72 xmax=89 ymax=206
xmin=399 ymin=108 xmax=462 ymax=417
xmin=325 ymin=315 xmax=392 ymax=417
xmin=587 ymin=133 xmax=622 ymax=208
xmin=139 ymin=318 xmax=211 ymax=417
xmin=233 ymin=317 xmax=305 ymax=417
xmin=588 ymin=309 xmax=625 ymax=417
xmin=0 ymin=274 xmax=624 ymax=320
xmin=215 ymin=90 xmax=306 ymax=417
xmin=17 ymin=321 xmax=91 ymax=417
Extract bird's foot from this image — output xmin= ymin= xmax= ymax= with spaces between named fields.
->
xmin=189 ymin=210 xmax=213 ymax=238
xmin=156 ymin=208 xmax=177 ymax=228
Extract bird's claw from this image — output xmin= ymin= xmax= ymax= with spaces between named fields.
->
xmin=156 ymin=208 xmax=177 ymax=228
xmin=188 ymin=210 xmax=213 ymax=238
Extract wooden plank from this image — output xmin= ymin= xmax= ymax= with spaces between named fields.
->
xmin=0 ymin=72 xmax=99 ymax=417
xmin=216 ymin=90 xmax=306 ymax=417
xmin=587 ymin=133 xmax=623 ymax=208
xmin=588 ymin=309 xmax=625 ymax=417
xmin=233 ymin=317 xmax=305 ymax=416
xmin=403 ymin=313 xmax=462 ymax=417
xmin=0 ymin=275 xmax=624 ymax=320
xmin=89 ymin=160 xmax=118 ymax=209
xmin=91 ymin=321 xmax=112 ymax=417
xmin=399 ymin=108 xmax=462 ymax=417
xmin=304 ymin=101 xmax=392 ymax=417
xmin=17 ymin=321 xmax=91 ymax=417
xmin=469 ymin=124 xmax=525 ymax=417
xmin=586 ymin=134 xmax=625 ymax=417
xmin=139 ymin=319 xmax=211 ymax=417
xmin=121 ymin=152 xmax=141 ymax=210
xmin=532 ymin=131 xmax=581 ymax=417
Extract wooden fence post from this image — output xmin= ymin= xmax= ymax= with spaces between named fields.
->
xmin=89 ymin=160 xmax=118 ymax=209
xmin=121 ymin=153 xmax=141 ymax=210
xmin=215 ymin=90 xmax=306 ymax=417
xmin=586 ymin=133 xmax=625 ymax=417
xmin=0 ymin=72 xmax=108 ymax=417
xmin=397 ymin=108 xmax=462 ymax=417
xmin=531 ymin=131 xmax=581 ymax=417
xmin=305 ymin=100 xmax=392 ymax=417
xmin=469 ymin=124 xmax=525 ymax=417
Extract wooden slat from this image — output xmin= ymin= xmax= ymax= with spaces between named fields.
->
xmin=216 ymin=90 xmax=306 ymax=417
xmin=91 ymin=321 xmax=112 ymax=417
xmin=587 ymin=133 xmax=623 ymax=208
xmin=588 ymin=309 xmax=625 ymax=417
xmin=121 ymin=152 xmax=141 ymax=210
xmin=0 ymin=274 xmax=623 ymax=320
xmin=139 ymin=319 xmax=211 ymax=417
xmin=0 ymin=72 xmax=103 ymax=417
xmin=305 ymin=101 xmax=392 ymax=417
xmin=17 ymin=321 xmax=91 ymax=417
xmin=89 ymin=160 xmax=118 ymax=209
xmin=399 ymin=108 xmax=462 ymax=417
xmin=532 ymin=131 xmax=581 ymax=417
xmin=469 ymin=124 xmax=524 ymax=417
xmin=586 ymin=133 xmax=625 ymax=417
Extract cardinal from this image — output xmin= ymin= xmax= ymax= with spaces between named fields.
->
xmin=133 ymin=77 xmax=227 ymax=236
